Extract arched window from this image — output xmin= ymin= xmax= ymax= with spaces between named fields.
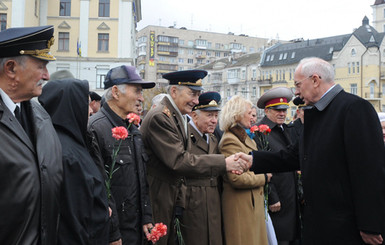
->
xmin=351 ymin=48 xmax=356 ymax=57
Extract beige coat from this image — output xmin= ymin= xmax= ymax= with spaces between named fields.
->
xmin=219 ymin=125 xmax=268 ymax=245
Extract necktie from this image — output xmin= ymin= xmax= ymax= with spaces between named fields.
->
xmin=14 ymin=106 xmax=22 ymax=125
xmin=202 ymin=134 xmax=207 ymax=142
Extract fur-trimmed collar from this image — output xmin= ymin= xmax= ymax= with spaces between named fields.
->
xmin=229 ymin=124 xmax=248 ymax=143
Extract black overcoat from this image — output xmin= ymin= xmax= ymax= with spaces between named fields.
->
xmin=255 ymin=116 xmax=299 ymax=241
xmin=251 ymin=85 xmax=385 ymax=245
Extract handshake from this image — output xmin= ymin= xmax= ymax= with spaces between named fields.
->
xmin=225 ymin=153 xmax=253 ymax=174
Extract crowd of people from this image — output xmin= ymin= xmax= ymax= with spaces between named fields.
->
xmin=1 ymin=25 xmax=385 ymax=245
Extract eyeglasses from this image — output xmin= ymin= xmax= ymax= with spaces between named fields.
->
xmin=294 ymin=74 xmax=322 ymax=88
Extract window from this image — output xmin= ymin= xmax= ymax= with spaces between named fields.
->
xmin=252 ymin=86 xmax=257 ymax=97
xmin=99 ymin=0 xmax=110 ymax=17
xmin=351 ymin=48 xmax=356 ymax=57
xmin=252 ymin=69 xmax=256 ymax=79
xmin=266 ymin=55 xmax=270 ymax=62
xmin=178 ymin=58 xmax=184 ymax=63
xmin=356 ymin=62 xmax=360 ymax=73
xmin=242 ymin=87 xmax=247 ymax=97
xmin=187 ymin=59 xmax=193 ymax=64
xmin=291 ymin=52 xmax=295 ymax=59
xmin=234 ymin=87 xmax=238 ymax=95
xmin=208 ymin=42 xmax=212 ymax=48
xmin=215 ymin=52 xmax=220 ymax=57
xmin=348 ymin=62 xmax=351 ymax=74
xmin=352 ymin=62 xmax=355 ymax=73
xmin=283 ymin=53 xmax=287 ymax=59
xmin=195 ymin=39 xmax=207 ymax=47
xmin=206 ymin=51 xmax=211 ymax=56
xmin=270 ymin=54 xmax=274 ymax=61
xmin=370 ymin=82 xmax=375 ymax=98
xmin=188 ymin=41 xmax=194 ymax=47
xmin=279 ymin=53 xmax=283 ymax=60
xmin=0 ymin=13 xmax=6 ymax=31
xmin=98 ymin=33 xmax=109 ymax=52
xmin=59 ymin=0 xmax=71 ymax=16
xmin=215 ymin=43 xmax=221 ymax=49
xmin=58 ymin=32 xmax=69 ymax=51
xmin=241 ymin=70 xmax=246 ymax=79
xmin=350 ymin=84 xmax=357 ymax=95
xmin=188 ymin=49 xmax=194 ymax=55
xmin=226 ymin=88 xmax=230 ymax=98
xmin=179 ymin=40 xmax=184 ymax=45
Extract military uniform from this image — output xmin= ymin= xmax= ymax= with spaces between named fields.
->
xmin=140 ymin=71 xmax=227 ymax=245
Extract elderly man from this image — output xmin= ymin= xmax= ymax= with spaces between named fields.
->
xmin=140 ymin=70 xmax=249 ymax=245
xmin=256 ymin=87 xmax=300 ymax=245
xmin=88 ymin=65 xmax=155 ymax=245
xmin=183 ymin=91 xmax=223 ymax=245
xmin=0 ymin=26 xmax=62 ymax=244
xmin=89 ymin=91 xmax=102 ymax=115
xmin=246 ymin=57 xmax=385 ymax=245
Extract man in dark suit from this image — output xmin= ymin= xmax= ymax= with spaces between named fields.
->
xmin=245 ymin=57 xmax=385 ymax=245
xmin=0 ymin=26 xmax=62 ymax=244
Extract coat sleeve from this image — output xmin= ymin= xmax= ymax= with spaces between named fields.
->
xmin=344 ymin=99 xmax=385 ymax=233
xmin=141 ymin=111 xmax=226 ymax=176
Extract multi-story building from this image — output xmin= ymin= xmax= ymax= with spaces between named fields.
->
xmin=202 ymin=16 xmax=385 ymax=121
xmin=372 ymin=0 xmax=385 ymax=32
xmin=136 ymin=25 xmax=273 ymax=85
xmin=0 ymin=0 xmax=141 ymax=91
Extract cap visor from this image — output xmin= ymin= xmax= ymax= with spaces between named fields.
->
xmin=187 ymin=85 xmax=204 ymax=91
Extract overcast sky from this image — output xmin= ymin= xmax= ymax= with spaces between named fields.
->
xmin=137 ymin=0 xmax=374 ymax=41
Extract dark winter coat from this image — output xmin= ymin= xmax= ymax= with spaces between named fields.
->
xmin=0 ymin=96 xmax=62 ymax=245
xmin=251 ymin=85 xmax=385 ymax=245
xmin=88 ymin=103 xmax=152 ymax=245
xmin=255 ymin=116 xmax=299 ymax=241
xmin=39 ymin=79 xmax=109 ymax=245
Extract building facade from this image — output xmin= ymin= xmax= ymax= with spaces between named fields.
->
xmin=136 ymin=25 xmax=273 ymax=86
xmin=201 ymin=17 xmax=385 ymax=120
xmin=0 ymin=0 xmax=141 ymax=92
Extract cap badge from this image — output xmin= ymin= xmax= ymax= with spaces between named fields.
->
xmin=209 ymin=100 xmax=217 ymax=106
xmin=280 ymin=98 xmax=283 ymax=102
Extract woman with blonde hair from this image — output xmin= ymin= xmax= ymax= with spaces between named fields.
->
xmin=219 ymin=95 xmax=270 ymax=245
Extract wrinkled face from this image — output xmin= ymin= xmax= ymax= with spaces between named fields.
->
xmin=294 ymin=68 xmax=317 ymax=105
xmin=250 ymin=107 xmax=257 ymax=125
xmin=117 ymin=84 xmax=144 ymax=115
xmin=172 ymin=86 xmax=200 ymax=115
xmin=192 ymin=110 xmax=219 ymax=134
xmin=13 ymin=56 xmax=50 ymax=102
xmin=381 ymin=121 xmax=385 ymax=143
xmin=238 ymin=103 xmax=253 ymax=129
xmin=90 ymin=100 xmax=101 ymax=114
xmin=265 ymin=108 xmax=287 ymax=125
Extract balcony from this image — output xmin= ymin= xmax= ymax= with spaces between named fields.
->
xmin=258 ymin=78 xmax=272 ymax=87
xmin=196 ymin=55 xmax=206 ymax=59
xmin=157 ymin=51 xmax=178 ymax=57
xmin=365 ymin=92 xmax=382 ymax=100
xmin=228 ymin=78 xmax=241 ymax=85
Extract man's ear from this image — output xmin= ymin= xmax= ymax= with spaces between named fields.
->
xmin=312 ymin=74 xmax=321 ymax=88
xmin=4 ymin=60 xmax=17 ymax=78
xmin=111 ymin=86 xmax=119 ymax=99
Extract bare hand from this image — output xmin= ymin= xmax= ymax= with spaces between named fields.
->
xmin=108 ymin=207 xmax=112 ymax=217
xmin=225 ymin=154 xmax=245 ymax=174
xmin=143 ymin=223 xmax=154 ymax=238
xmin=360 ymin=231 xmax=383 ymax=245
xmin=269 ymin=201 xmax=281 ymax=212
xmin=109 ymin=239 xmax=122 ymax=245
xmin=235 ymin=152 xmax=252 ymax=169
xmin=266 ymin=173 xmax=272 ymax=182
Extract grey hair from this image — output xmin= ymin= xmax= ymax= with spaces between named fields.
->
xmin=219 ymin=95 xmax=253 ymax=132
xmin=166 ymin=84 xmax=185 ymax=94
xmin=151 ymin=93 xmax=167 ymax=107
xmin=0 ymin=56 xmax=28 ymax=73
xmin=104 ymin=84 xmax=127 ymax=101
xmin=296 ymin=57 xmax=334 ymax=83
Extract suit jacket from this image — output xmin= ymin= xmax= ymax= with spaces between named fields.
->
xmin=140 ymin=96 xmax=226 ymax=245
xmin=251 ymin=85 xmax=385 ymax=245
xmin=219 ymin=125 xmax=268 ymax=245
xmin=0 ymin=97 xmax=62 ymax=245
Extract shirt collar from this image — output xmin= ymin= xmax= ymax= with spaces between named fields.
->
xmin=0 ymin=88 xmax=20 ymax=116
xmin=314 ymin=84 xmax=343 ymax=111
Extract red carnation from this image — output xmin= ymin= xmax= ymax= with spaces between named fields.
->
xmin=147 ymin=222 xmax=167 ymax=244
xmin=250 ymin=125 xmax=259 ymax=133
xmin=127 ymin=113 xmax=141 ymax=126
xmin=111 ymin=126 xmax=128 ymax=140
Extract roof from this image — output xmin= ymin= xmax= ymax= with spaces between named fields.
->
xmin=198 ymin=52 xmax=261 ymax=70
xmin=373 ymin=0 xmax=385 ymax=5
xmin=260 ymin=16 xmax=385 ymax=68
